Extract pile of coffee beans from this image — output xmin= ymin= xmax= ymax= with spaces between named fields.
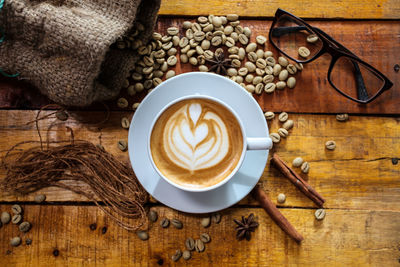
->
xmin=264 ymin=111 xmax=294 ymax=145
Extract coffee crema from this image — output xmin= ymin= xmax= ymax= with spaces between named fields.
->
xmin=150 ymin=98 xmax=244 ymax=189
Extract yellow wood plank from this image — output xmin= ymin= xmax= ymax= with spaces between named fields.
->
xmin=159 ymin=0 xmax=400 ymax=19
xmin=0 ymin=205 xmax=399 ymax=266
xmin=0 ymin=110 xmax=399 ymax=211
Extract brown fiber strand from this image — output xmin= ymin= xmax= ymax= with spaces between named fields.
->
xmin=0 ymin=106 xmax=148 ymax=231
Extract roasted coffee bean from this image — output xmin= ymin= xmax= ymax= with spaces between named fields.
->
xmin=298 ymin=46 xmax=311 ymax=58
xmin=171 ymin=218 xmax=183 ymax=229
xmin=287 ymin=64 xmax=297 ymax=74
xmin=121 ymin=117 xmax=130 ymax=129
xmin=195 ymin=239 xmax=205 ymax=252
xmin=256 ymin=35 xmax=267 ymax=45
xmin=264 ymin=83 xmax=276 ymax=93
xmin=182 ymin=250 xmax=191 ymax=260
xmin=264 ymin=111 xmax=275 ymax=120
xmin=56 ymin=111 xmax=68 ymax=121
xmin=325 ymin=140 xmax=336 ymax=150
xmin=276 ymin=81 xmax=286 ymax=90
xmin=307 ymin=34 xmax=319 ymax=43
xmin=278 ymin=56 xmax=289 ymax=67
xmin=19 ymin=221 xmax=31 ymax=232
xmin=12 ymin=214 xmax=22 ymax=224
xmin=172 ymin=249 xmax=182 ymax=262
xmin=201 ymin=217 xmax=211 ymax=228
xmin=1 ymin=212 xmax=11 ymax=224
xmin=117 ymin=140 xmax=127 ymax=151
xmin=292 ymin=157 xmax=304 ymax=167
xmin=283 ymin=119 xmax=294 ymax=130
xmin=12 ymin=204 xmax=22 ymax=215
xmin=200 ymin=233 xmax=211 ymax=243
xmin=117 ymin=98 xmax=129 ymax=108
xmin=211 ymin=213 xmax=221 ymax=224
xmin=10 ymin=237 xmax=21 ymax=247
xmin=301 ymin=162 xmax=310 ymax=174
xmin=278 ymin=112 xmax=288 ymax=122
xmin=287 ymin=77 xmax=296 ymax=89
xmin=277 ymin=193 xmax=286 ymax=204
xmin=270 ymin=133 xmax=281 ymax=143
xmin=137 ymin=231 xmax=149 ymax=241
xmin=149 ymin=210 xmax=158 ymax=222
xmin=336 ymin=113 xmax=349 ymax=122
xmin=315 ymin=209 xmax=326 ymax=220
xmin=185 ymin=237 xmax=195 ymax=251
xmin=160 ymin=218 xmax=170 ymax=228
xmin=278 ymin=128 xmax=289 ymax=138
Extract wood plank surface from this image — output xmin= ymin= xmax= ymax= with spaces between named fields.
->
xmin=0 ymin=205 xmax=399 ymax=266
xmin=1 ymin=110 xmax=399 ymax=212
xmin=1 ymin=20 xmax=399 ymax=114
xmin=159 ymin=0 xmax=400 ymax=19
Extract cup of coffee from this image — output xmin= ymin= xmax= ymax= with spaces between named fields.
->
xmin=148 ymin=94 xmax=272 ymax=192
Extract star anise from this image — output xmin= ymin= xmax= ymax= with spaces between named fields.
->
xmin=233 ymin=213 xmax=259 ymax=241
xmin=206 ymin=51 xmax=232 ymax=75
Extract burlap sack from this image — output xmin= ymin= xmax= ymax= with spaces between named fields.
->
xmin=0 ymin=0 xmax=161 ymax=106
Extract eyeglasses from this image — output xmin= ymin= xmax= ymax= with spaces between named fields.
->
xmin=269 ymin=8 xmax=393 ymax=104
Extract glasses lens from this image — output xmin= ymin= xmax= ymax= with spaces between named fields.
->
xmin=270 ymin=14 xmax=323 ymax=62
xmin=330 ymin=56 xmax=384 ymax=102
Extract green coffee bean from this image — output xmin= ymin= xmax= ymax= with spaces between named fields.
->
xmin=160 ymin=218 xmax=169 ymax=228
xmin=200 ymin=233 xmax=211 ymax=243
xmin=256 ymin=68 xmax=265 ymax=76
xmin=256 ymin=58 xmax=267 ymax=69
xmin=245 ymin=74 xmax=254 ymax=83
xmin=1 ymin=212 xmax=11 ymax=224
xmin=301 ymin=162 xmax=310 ymax=173
xmin=292 ymin=157 xmax=304 ymax=167
xmin=201 ymin=40 xmax=211 ymax=50
xmin=12 ymin=214 xmax=22 ymax=224
xmin=336 ymin=114 xmax=349 ymax=122
xmin=19 ymin=221 xmax=31 ymax=232
xmin=195 ymin=239 xmax=205 ymax=252
xmin=264 ymin=83 xmax=276 ymax=93
xmin=153 ymin=77 xmax=162 ymax=87
xmin=279 ymin=69 xmax=289 ymax=81
xmin=165 ymin=70 xmax=176 ymax=80
xmin=167 ymin=56 xmax=177 ymax=66
xmin=171 ymin=218 xmax=183 ymax=229
xmin=227 ymin=14 xmax=239 ymax=21
xmin=243 ymin=27 xmax=251 ymax=37
xmin=194 ymin=31 xmax=206 ymax=42
xmin=180 ymin=54 xmax=189 ymax=63
xmin=266 ymin=57 xmax=276 ymax=67
xmin=255 ymin=83 xmax=264 ymax=94
xmin=270 ymin=133 xmax=281 ymax=143
xmin=263 ymin=74 xmax=274 ymax=84
xmin=256 ymin=35 xmax=267 ymax=45
xmin=185 ymin=237 xmax=195 ymax=251
xmin=298 ymin=46 xmax=311 ymax=58
xmin=148 ymin=210 xmax=158 ymax=222
xmin=278 ymin=57 xmax=289 ymax=67
xmin=277 ymin=193 xmax=286 ymax=204
xmin=211 ymin=213 xmax=221 ymax=224
xmin=238 ymin=67 xmax=248 ymax=76
xmin=245 ymin=85 xmax=255 ymax=93
xmin=315 ymin=209 xmax=326 ymax=220
xmin=283 ymin=119 xmax=294 ymax=130
xmin=10 ymin=237 xmax=21 ymax=247
xmin=247 ymin=52 xmax=258 ymax=62
xmin=231 ymin=59 xmax=241 ymax=68
xmin=287 ymin=77 xmax=296 ymax=89
xmin=199 ymin=65 xmax=209 ymax=72
xmin=201 ymin=217 xmax=211 ymax=228
xmin=227 ymin=68 xmax=238 ymax=77
xmin=137 ymin=231 xmax=149 ymax=240
xmin=246 ymin=43 xmax=257 ymax=53
xmin=278 ymin=128 xmax=289 ymax=138
xmin=276 ymin=81 xmax=286 ymax=90
xmin=325 ymin=140 xmax=336 ymax=150
xmin=172 ymin=249 xmax=182 ymax=262
xmin=265 ymin=65 xmax=273 ymax=75
xmin=307 ymin=34 xmax=319 ymax=43
xmin=135 ymin=83 xmax=144 ymax=92
xmin=245 ymin=62 xmax=256 ymax=72
xmin=287 ymin=64 xmax=297 ymax=74
xmin=167 ymin=47 xmax=177 ymax=56
xmin=252 ymin=76 xmax=263 ymax=85
xmin=182 ymin=250 xmax=191 ymax=260
xmin=132 ymin=102 xmax=140 ymax=109
xmin=295 ymin=62 xmax=303 ymax=71
xmin=121 ymin=117 xmax=130 ymax=129
xmin=172 ymin=36 xmax=180 ymax=46
xmin=278 ymin=112 xmax=288 ymax=122
xmin=264 ymin=111 xmax=275 ymax=120
xmin=117 ymin=98 xmax=128 ymax=108
xmin=34 ymin=194 xmax=46 ymax=203
xmin=238 ymin=34 xmax=248 ymax=45
xmin=189 ymin=57 xmax=198 ymax=66
xmin=183 ymin=21 xmax=192 ymax=29
xmin=211 ymin=36 xmax=222 ymax=46
xmin=203 ymin=24 xmax=214 ymax=32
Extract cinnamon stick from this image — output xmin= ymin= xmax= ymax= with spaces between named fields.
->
xmin=251 ymin=184 xmax=304 ymax=243
xmin=271 ymin=153 xmax=325 ymax=207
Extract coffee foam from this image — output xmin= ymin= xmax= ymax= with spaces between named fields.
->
xmin=150 ymin=98 xmax=244 ymax=189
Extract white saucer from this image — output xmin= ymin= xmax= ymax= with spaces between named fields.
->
xmin=128 ymin=72 xmax=270 ymax=213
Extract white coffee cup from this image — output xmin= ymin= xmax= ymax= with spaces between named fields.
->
xmin=147 ymin=94 xmax=272 ymax=192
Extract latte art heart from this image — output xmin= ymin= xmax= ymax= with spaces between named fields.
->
xmin=164 ymin=103 xmax=229 ymax=171
xmin=150 ymin=98 xmax=244 ymax=189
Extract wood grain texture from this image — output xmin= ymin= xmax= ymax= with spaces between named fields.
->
xmin=0 ymin=205 xmax=399 ymax=266
xmin=0 ymin=110 xmax=399 ymax=211
xmin=159 ymin=0 xmax=400 ymax=19
xmin=0 ymin=20 xmax=398 ymax=114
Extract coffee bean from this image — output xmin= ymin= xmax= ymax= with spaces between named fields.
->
xmin=256 ymin=58 xmax=267 ymax=69
xmin=195 ymin=239 xmax=205 ymax=252
xmin=278 ymin=128 xmax=289 ymax=138
xmin=172 ymin=36 xmax=180 ymax=46
xmin=256 ymin=35 xmax=267 ymax=45
xmin=121 ymin=117 xmax=130 ymax=129
xmin=265 ymin=65 xmax=273 ymax=75
xmin=167 ymin=47 xmax=177 ymax=56
xmin=198 ymin=54 xmax=206 ymax=65
xmin=199 ymin=65 xmax=209 ymax=72
xmin=56 ymin=111 xmax=68 ymax=121
xmin=12 ymin=214 xmax=22 ymax=224
xmin=287 ymin=64 xmax=297 ymax=75
xmin=295 ymin=62 xmax=304 ymax=71
xmin=238 ymin=67 xmax=248 ymax=76
xmin=266 ymin=57 xmax=276 ymax=67
xmin=287 ymin=77 xmax=296 ymax=89
xmin=137 ymin=230 xmax=149 ymax=241
xmin=183 ymin=21 xmax=192 ymax=29
xmin=231 ymin=59 xmax=241 ymax=68
xmin=189 ymin=57 xmax=198 ymax=66
xmin=278 ymin=57 xmax=288 ymax=67
xmin=201 ymin=217 xmax=211 ymax=228
xmin=264 ymin=111 xmax=275 ymax=120
xmin=194 ymin=31 xmax=205 ymax=42
xmin=185 ymin=237 xmax=195 ymax=251
xmin=180 ymin=54 xmax=189 ymax=63
xmin=315 ymin=209 xmax=326 ymax=220
xmin=276 ymin=81 xmax=286 ymax=90
xmin=238 ymin=47 xmax=246 ymax=60
xmin=211 ymin=36 xmax=222 ymax=46
xmin=211 ymin=213 xmax=221 ymax=224
xmin=277 ymin=193 xmax=286 ymax=204
xmin=10 ymin=237 xmax=21 ymax=247
xmin=245 ymin=84 xmax=255 ymax=94
xmin=117 ymin=140 xmax=127 ymax=151
xmin=19 ymin=221 xmax=31 ymax=232
xmin=200 ymin=233 xmax=211 ymax=243
xmin=182 ymin=250 xmax=191 ymax=260
xmin=171 ymin=249 xmax=182 ymax=262
xmin=154 ymin=49 xmax=166 ymax=58
xmin=227 ymin=68 xmax=238 ymax=77
xmin=298 ymin=46 xmax=311 ymax=58
xmin=270 ymin=133 xmax=281 ymax=143
xmin=1 ymin=212 xmax=11 ymax=224
xmin=264 ymin=83 xmax=276 ymax=93
xmin=127 ymin=85 xmax=136 ymax=96
xmin=255 ymin=83 xmax=264 ymax=94
xmin=132 ymin=102 xmax=140 ymax=110
xmin=263 ymin=74 xmax=274 ymax=84
xmin=336 ymin=113 xmax=349 ymax=122
xmin=307 ymin=34 xmax=319 ymax=43
xmin=167 ymin=56 xmax=177 ymax=66
xmin=117 ymin=98 xmax=129 ymax=109
xmin=149 ymin=210 xmax=158 ymax=222
xmin=283 ymin=119 xmax=294 ymax=130
xmin=256 ymin=68 xmax=265 ymax=76
xmin=25 ymin=238 xmax=32 ymax=245
xmin=252 ymin=76 xmax=263 ymax=85
xmin=273 ymin=64 xmax=282 ymax=76
xmin=245 ymin=62 xmax=256 ymax=72
xmin=11 ymin=204 xmax=22 ymax=215
xmin=225 ymin=37 xmax=235 ymax=47
xmin=171 ymin=218 xmax=183 ymax=229
xmin=301 ymin=162 xmax=310 ymax=174
xmin=325 ymin=140 xmax=336 ymax=150
xmin=246 ymin=43 xmax=257 ymax=53
xmin=227 ymin=14 xmax=239 ymax=21
xmin=279 ymin=69 xmax=289 ymax=81
xmin=243 ymin=27 xmax=251 ymax=37
xmin=292 ymin=157 xmax=304 ymax=167
xmin=136 ymin=81 xmax=146 ymax=92
xmin=161 ymin=35 xmax=172 ymax=43
xmin=238 ymin=34 xmax=248 ymax=45
xmin=160 ymin=218 xmax=170 ymax=228
xmin=278 ymin=112 xmax=288 ymax=122
xmin=235 ymin=76 xmax=243 ymax=83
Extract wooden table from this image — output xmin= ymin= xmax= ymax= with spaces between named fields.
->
xmin=1 ymin=1 xmax=399 ymax=266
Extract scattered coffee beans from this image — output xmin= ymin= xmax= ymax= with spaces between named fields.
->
xmin=182 ymin=250 xmax=191 ymax=260
xmin=185 ymin=237 xmax=195 ymax=251
xmin=10 ymin=237 xmax=21 ymax=247
xmin=121 ymin=117 xmax=130 ymax=129
xmin=160 ymin=218 xmax=170 ymax=228
xmin=201 ymin=217 xmax=211 ymax=228
xmin=301 ymin=162 xmax=310 ymax=174
xmin=12 ymin=214 xmax=22 ymax=224
xmin=195 ymin=239 xmax=205 ymax=252
xmin=34 ymin=194 xmax=46 ymax=203
xmin=148 ymin=210 xmax=158 ymax=222
xmin=11 ymin=204 xmax=22 ymax=215
xmin=264 ymin=111 xmax=275 ymax=120
xmin=336 ymin=113 xmax=349 ymax=122
xmin=172 ymin=249 xmax=182 ymax=262
xmin=277 ymin=193 xmax=286 ymax=204
xmin=171 ymin=218 xmax=183 ymax=229
xmin=1 ymin=212 xmax=11 ymax=224
xmin=315 ymin=209 xmax=326 ymax=220
xmin=278 ymin=112 xmax=288 ymax=122
xmin=19 ymin=221 xmax=31 ymax=232
xmin=292 ymin=157 xmax=304 ymax=167
xmin=325 ymin=140 xmax=336 ymax=150
xmin=137 ymin=230 xmax=149 ymax=240
xmin=200 ymin=233 xmax=211 ymax=243
xmin=117 ymin=140 xmax=127 ymax=151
